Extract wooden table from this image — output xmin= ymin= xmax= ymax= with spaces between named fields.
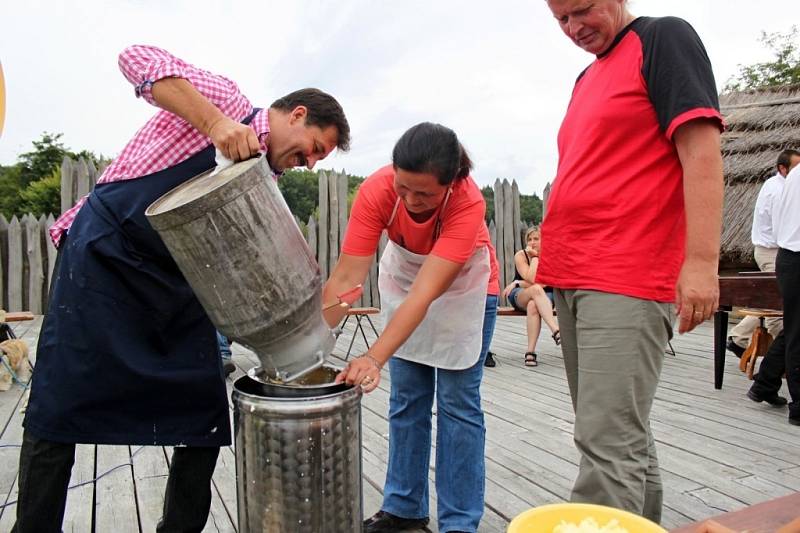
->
xmin=713 ymin=275 xmax=781 ymax=389
xmin=670 ymin=491 xmax=800 ymax=532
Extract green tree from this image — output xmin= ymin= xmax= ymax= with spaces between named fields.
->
xmin=278 ymin=169 xmax=364 ymax=223
xmin=0 ymin=164 xmax=24 ymax=218
xmin=17 ymin=132 xmax=69 ymax=188
xmin=480 ymin=185 xmax=543 ymax=226
xmin=724 ymin=26 xmax=800 ymax=92
xmin=520 ymin=194 xmax=543 ymax=225
xmin=18 ymin=168 xmax=61 ymax=216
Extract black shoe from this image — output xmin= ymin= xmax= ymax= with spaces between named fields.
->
xmin=223 ymin=361 xmax=236 ymax=377
xmin=790 ymin=416 xmax=800 ymax=426
xmin=484 ymin=352 xmax=496 ymax=367
xmin=726 ymin=337 xmax=745 ymax=358
xmin=364 ymin=510 xmax=429 ymax=533
xmin=747 ymin=388 xmax=788 ymax=407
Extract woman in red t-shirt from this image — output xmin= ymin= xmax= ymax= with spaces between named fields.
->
xmin=322 ymin=122 xmax=499 ymax=533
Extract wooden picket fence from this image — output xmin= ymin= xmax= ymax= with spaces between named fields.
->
xmin=0 ymin=157 xmax=535 ymax=312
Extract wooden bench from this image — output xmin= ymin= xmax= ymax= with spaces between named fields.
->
xmin=340 ymin=307 xmax=380 ymax=360
xmin=736 ymin=308 xmax=783 ymax=379
xmin=497 ymin=306 xmax=525 ymax=316
xmin=669 ymin=491 xmax=800 ymax=532
xmin=1 ymin=311 xmax=35 ymax=322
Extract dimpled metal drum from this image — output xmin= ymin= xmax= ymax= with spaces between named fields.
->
xmin=233 ymin=367 xmax=363 ymax=533
xmin=145 ymin=155 xmax=332 ymax=382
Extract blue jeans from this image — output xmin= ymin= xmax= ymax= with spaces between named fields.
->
xmin=216 ymin=332 xmax=231 ymax=360
xmin=382 ymin=294 xmax=497 ymax=533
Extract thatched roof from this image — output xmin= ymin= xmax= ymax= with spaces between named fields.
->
xmin=719 ymin=84 xmax=800 ymax=267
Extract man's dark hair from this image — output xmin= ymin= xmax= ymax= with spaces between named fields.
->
xmin=777 ymin=149 xmax=800 ymax=172
xmin=392 ymin=122 xmax=472 ymax=186
xmin=270 ymin=88 xmax=350 ymax=152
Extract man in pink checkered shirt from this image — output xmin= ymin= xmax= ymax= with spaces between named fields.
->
xmin=13 ymin=45 xmax=350 ymax=533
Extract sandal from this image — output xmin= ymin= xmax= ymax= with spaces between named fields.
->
xmin=552 ymin=330 xmax=561 ymax=346
xmin=524 ymin=352 xmax=538 ymax=367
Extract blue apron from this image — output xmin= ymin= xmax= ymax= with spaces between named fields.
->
xmin=24 ymin=110 xmax=260 ymax=446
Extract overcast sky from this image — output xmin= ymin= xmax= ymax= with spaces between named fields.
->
xmin=1 ymin=1 xmax=797 ymax=196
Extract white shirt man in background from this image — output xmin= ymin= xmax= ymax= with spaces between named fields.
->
xmin=748 ymin=156 xmax=800 ymax=426
xmin=728 ymin=149 xmax=800 ymax=356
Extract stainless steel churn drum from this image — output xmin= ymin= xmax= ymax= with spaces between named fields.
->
xmin=145 ymin=155 xmax=334 ymax=382
xmin=233 ymin=366 xmax=363 ymax=532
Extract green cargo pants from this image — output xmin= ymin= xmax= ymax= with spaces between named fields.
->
xmin=554 ymin=289 xmax=674 ymax=524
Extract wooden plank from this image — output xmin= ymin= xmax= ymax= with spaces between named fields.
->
xmin=62 ymin=444 xmax=95 ymax=532
xmin=670 ymin=492 xmax=800 ymax=533
xmin=0 ymin=383 xmax=28 ymax=528
xmin=131 ymin=446 xmax=169 ymax=530
xmin=19 ymin=216 xmax=29 ymax=313
xmin=163 ymin=447 xmax=235 ymax=533
xmin=318 ymin=170 xmax=329 ymax=279
xmin=75 ymin=158 xmax=92 ymax=201
xmin=512 ymin=180 xmax=521 ymax=249
xmin=44 ymin=214 xmax=57 ymax=305
xmin=719 ymin=275 xmax=782 ymax=310
xmin=502 ymin=180 xmax=515 ymax=301
xmin=307 ymin=215 xmax=317 ymax=261
xmin=87 ymin=159 xmax=99 ymax=188
xmin=0 ymin=214 xmax=7 ymax=311
xmin=337 ymin=171 xmax=348 ymax=256
xmin=23 ymin=217 xmax=43 ymax=315
xmin=210 ymin=446 xmax=238 ymax=530
xmin=328 ymin=170 xmax=340 ymax=276
xmin=95 ymin=445 xmax=139 ymax=533
xmin=60 ymin=156 xmax=75 ymax=214
xmin=6 ymin=217 xmax=22 ymax=312
xmin=493 ymin=179 xmax=505 ymax=295
xmin=542 ymin=182 xmax=551 ymax=217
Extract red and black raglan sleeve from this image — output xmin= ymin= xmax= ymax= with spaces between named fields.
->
xmin=636 ymin=16 xmax=723 ymax=140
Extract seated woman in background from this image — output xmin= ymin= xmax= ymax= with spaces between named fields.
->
xmin=502 ymin=226 xmax=559 ymax=366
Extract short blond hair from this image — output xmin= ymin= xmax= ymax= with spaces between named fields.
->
xmin=525 ymin=226 xmax=540 ymax=241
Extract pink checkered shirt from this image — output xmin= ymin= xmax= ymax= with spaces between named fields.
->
xmin=49 ymin=44 xmax=271 ymax=246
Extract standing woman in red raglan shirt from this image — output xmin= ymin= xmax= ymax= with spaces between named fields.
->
xmin=322 ymin=122 xmax=500 ymax=533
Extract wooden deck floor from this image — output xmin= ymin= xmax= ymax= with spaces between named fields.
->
xmin=1 ymin=315 xmax=798 ymax=532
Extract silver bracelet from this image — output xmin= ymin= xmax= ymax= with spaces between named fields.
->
xmin=363 ymin=354 xmax=383 ymax=370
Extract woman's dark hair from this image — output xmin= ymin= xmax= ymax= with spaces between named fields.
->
xmin=270 ymin=88 xmax=350 ymax=152
xmin=392 ymin=122 xmax=472 ymax=185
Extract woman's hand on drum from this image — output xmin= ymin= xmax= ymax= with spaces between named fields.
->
xmin=336 ymin=354 xmax=382 ymax=393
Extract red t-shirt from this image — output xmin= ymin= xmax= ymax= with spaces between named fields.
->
xmin=537 ymin=17 xmax=724 ymax=302
xmin=342 ymin=165 xmax=500 ymax=295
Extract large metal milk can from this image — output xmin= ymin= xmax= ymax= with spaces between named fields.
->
xmin=233 ymin=367 xmax=363 ymax=533
xmin=145 ymin=155 xmax=332 ymax=381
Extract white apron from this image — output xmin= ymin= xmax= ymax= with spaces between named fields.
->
xmin=378 ymin=196 xmax=491 ymax=370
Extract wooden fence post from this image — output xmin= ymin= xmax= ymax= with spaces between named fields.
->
xmin=75 ymin=158 xmax=92 ymax=201
xmin=493 ymin=179 xmax=505 ymax=298
xmin=25 ymin=216 xmax=44 ymax=314
xmin=502 ymin=179 xmax=515 ymax=297
xmin=512 ymin=180 xmax=522 ymax=250
xmin=44 ymin=214 xmax=57 ymax=306
xmin=327 ymin=171 xmax=340 ymax=276
xmin=0 ymin=214 xmax=7 ymax=310
xmin=7 ymin=216 xmax=22 ymax=311
xmin=542 ymin=182 xmax=551 ymax=218
xmin=61 ymin=156 xmax=75 ymax=214
xmin=307 ymin=215 xmax=317 ymax=262
xmin=318 ymin=171 xmax=329 ymax=279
